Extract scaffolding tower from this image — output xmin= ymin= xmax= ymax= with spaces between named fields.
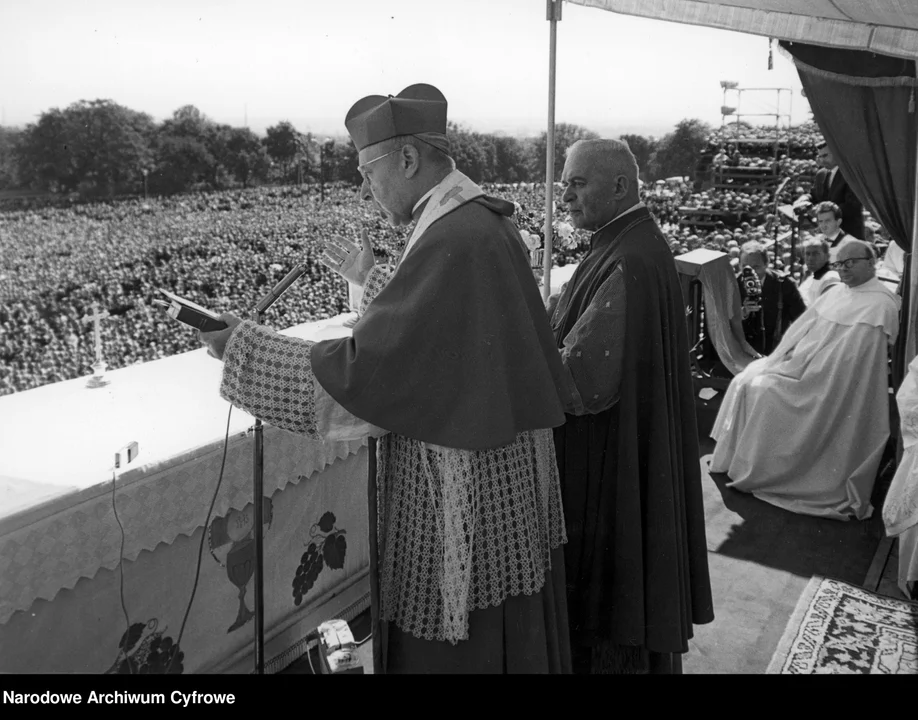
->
xmin=719 ymin=81 xmax=792 ymax=147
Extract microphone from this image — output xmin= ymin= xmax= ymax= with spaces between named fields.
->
xmin=255 ymin=262 xmax=309 ymax=314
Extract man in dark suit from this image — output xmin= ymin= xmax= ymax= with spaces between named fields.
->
xmin=799 ymin=142 xmax=865 ymax=240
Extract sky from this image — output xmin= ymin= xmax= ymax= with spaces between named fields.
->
xmin=0 ymin=0 xmax=812 ymax=140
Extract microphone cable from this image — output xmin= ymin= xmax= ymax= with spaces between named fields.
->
xmin=111 ymin=464 xmax=133 ymax=673
xmin=165 ymin=403 xmax=233 ymax=674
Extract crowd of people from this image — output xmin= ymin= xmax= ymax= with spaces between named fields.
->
xmin=0 ymin=184 xmax=412 ymax=395
xmin=0 ymin=122 xmax=897 ymax=397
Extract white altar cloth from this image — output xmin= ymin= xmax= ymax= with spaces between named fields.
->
xmin=0 ymin=315 xmax=371 ymax=673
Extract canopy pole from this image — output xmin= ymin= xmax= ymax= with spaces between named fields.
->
xmin=543 ymin=0 xmax=562 ymax=302
xmin=908 ymin=86 xmax=918 ymax=368
xmin=897 ymin=78 xmax=918 ymax=465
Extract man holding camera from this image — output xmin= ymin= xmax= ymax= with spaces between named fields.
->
xmin=738 ymin=240 xmax=806 ymax=356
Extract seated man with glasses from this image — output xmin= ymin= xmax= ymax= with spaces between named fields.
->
xmin=710 ymin=239 xmax=900 ymax=521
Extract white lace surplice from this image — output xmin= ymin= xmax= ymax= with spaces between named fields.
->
xmin=375 ymin=429 xmax=566 ymax=644
xmin=219 ymin=262 xmax=566 ymax=645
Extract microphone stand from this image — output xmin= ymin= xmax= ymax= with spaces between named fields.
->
xmin=249 ymin=262 xmax=309 ymax=675
xmin=758 ymin=294 xmax=767 ymax=353
xmin=789 ymin=211 xmax=799 ymax=280
xmin=773 ymin=177 xmax=789 ymax=250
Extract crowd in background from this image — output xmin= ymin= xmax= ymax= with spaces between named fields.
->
xmin=0 ymin=184 xmax=411 ymax=395
xmin=0 ymin=123 xmax=895 ymax=396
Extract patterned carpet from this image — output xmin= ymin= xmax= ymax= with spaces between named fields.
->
xmin=767 ymin=576 xmax=918 ymax=674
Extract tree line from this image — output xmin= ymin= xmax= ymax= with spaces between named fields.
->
xmin=0 ymin=99 xmax=713 ymax=199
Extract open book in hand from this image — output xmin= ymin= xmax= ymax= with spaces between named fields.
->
xmin=155 ymin=288 xmax=228 ymax=332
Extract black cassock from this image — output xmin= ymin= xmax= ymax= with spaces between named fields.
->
xmin=550 ymin=206 xmax=715 ymax=674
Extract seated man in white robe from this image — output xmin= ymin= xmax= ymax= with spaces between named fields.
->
xmin=710 ymin=240 xmax=900 ymax=521
xmin=883 ymin=354 xmax=918 ymax=600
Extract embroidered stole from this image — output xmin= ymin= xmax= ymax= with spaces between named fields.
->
xmin=394 ymin=170 xmax=485 ymax=271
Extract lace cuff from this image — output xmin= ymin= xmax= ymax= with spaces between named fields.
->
xmin=359 ymin=264 xmax=394 ymax=315
xmin=221 ymin=320 xmax=319 ymax=437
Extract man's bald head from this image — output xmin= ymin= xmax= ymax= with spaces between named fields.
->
xmin=568 ymin=139 xmax=640 ymax=182
xmin=561 ymin=139 xmax=641 ymax=231
xmin=835 ymin=239 xmax=876 ymax=288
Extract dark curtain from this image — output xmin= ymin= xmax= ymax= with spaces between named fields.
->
xmin=781 ymin=41 xmax=917 ymax=392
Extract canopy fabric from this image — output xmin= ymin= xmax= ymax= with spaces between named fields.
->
xmin=780 ymin=41 xmax=917 ymax=84
xmin=565 ymin=0 xmax=918 ymax=60
xmin=778 ymin=42 xmax=916 ymax=256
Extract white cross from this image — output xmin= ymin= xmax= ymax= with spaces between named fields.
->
xmin=82 ymin=302 xmax=110 ymax=364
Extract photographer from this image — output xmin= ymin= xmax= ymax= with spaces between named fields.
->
xmin=738 ymin=241 xmax=806 ymax=355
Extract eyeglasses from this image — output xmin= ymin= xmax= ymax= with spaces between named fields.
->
xmin=830 ymin=257 xmax=872 ymax=270
xmin=357 ymin=148 xmax=400 ymax=180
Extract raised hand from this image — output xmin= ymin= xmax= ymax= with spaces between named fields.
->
xmin=320 ymin=229 xmax=374 ymax=286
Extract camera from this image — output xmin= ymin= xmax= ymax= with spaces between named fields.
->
xmin=741 ymin=266 xmax=762 ymax=313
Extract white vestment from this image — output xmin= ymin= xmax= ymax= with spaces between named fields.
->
xmin=882 ymin=355 xmax=918 ymax=598
xmin=710 ymin=277 xmax=900 ymax=521
xmin=798 ymin=268 xmax=841 ymax=307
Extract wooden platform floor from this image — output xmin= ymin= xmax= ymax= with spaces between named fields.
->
xmin=682 ymin=436 xmax=902 ymax=674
